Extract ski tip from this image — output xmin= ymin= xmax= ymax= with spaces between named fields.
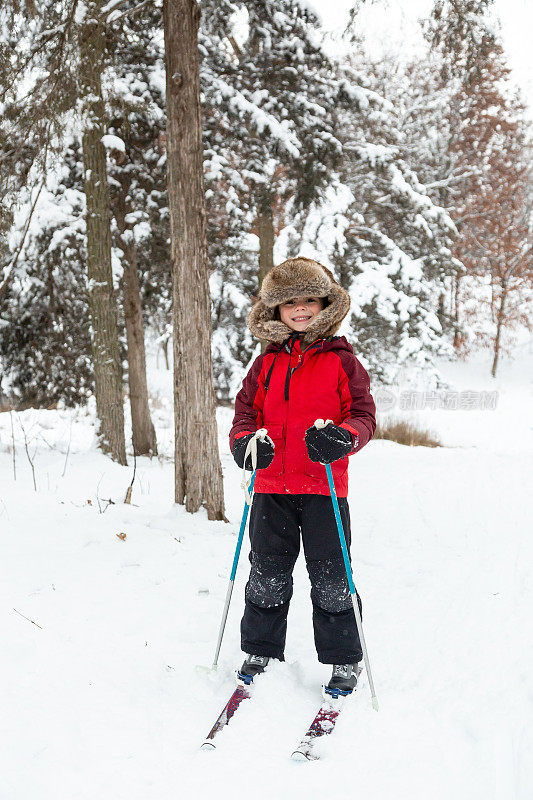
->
xmin=200 ymin=741 xmax=216 ymax=752
xmin=372 ymin=696 xmax=379 ymax=712
xmin=195 ymin=664 xmax=216 ymax=675
xmin=291 ymin=750 xmax=311 ymax=762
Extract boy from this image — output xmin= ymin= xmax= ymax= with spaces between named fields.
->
xmin=229 ymin=256 xmax=376 ymax=693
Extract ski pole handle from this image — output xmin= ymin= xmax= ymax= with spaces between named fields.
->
xmin=312 ymin=418 xmax=333 ymax=433
xmin=240 ymin=427 xmax=268 ymax=504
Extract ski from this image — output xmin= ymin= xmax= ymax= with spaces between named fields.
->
xmin=201 ymin=674 xmax=254 ymax=750
xmin=291 ymin=686 xmax=353 ymax=761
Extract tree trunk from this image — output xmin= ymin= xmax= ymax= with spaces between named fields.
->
xmin=122 ymin=246 xmax=158 ymax=456
xmin=161 ymin=338 xmax=170 ymax=371
xmin=452 ymin=274 xmax=461 ymax=350
xmin=78 ymin=5 xmax=126 ymax=464
xmin=114 ymin=196 xmax=158 ymax=457
xmin=163 ymin=0 xmax=226 ymax=521
xmin=257 ymin=193 xmax=275 ymax=354
xmin=257 ymin=193 xmax=275 ymax=289
xmin=491 ymin=281 xmax=507 ymax=378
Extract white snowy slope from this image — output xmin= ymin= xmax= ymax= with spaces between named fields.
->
xmin=1 ymin=345 xmax=531 ymax=800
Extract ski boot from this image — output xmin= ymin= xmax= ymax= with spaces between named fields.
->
xmin=238 ymin=654 xmax=270 ymax=683
xmin=325 ymin=663 xmax=360 ymax=697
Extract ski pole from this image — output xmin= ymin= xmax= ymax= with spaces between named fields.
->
xmin=313 ymin=419 xmax=379 ymax=711
xmin=211 ymin=429 xmax=267 ymax=670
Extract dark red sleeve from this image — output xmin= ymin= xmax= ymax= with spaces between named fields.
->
xmin=229 ymin=354 xmax=268 ymax=452
xmin=336 ymin=350 xmax=376 ymax=453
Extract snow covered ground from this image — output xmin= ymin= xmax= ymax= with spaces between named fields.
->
xmin=1 ymin=344 xmax=532 ymax=800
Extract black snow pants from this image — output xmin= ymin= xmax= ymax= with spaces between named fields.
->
xmin=240 ymin=493 xmax=363 ymax=665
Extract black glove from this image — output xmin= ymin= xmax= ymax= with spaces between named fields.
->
xmin=232 ymin=433 xmax=275 ymax=471
xmin=304 ymin=423 xmax=355 ymax=464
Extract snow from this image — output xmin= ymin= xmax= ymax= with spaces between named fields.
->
xmin=74 ymin=2 xmax=88 ymax=24
xmin=101 ymin=134 xmax=126 ymax=153
xmin=1 ymin=342 xmax=532 ymax=799
xmin=213 ymin=77 xmax=302 ymax=159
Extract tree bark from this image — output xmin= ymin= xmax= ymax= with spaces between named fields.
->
xmin=161 ymin=338 xmax=170 ymax=371
xmin=452 ymin=274 xmax=461 ymax=350
xmin=257 ymin=192 xmax=275 ymax=354
xmin=122 ymin=244 xmax=158 ymax=456
xmin=78 ymin=4 xmax=126 ymax=464
xmin=113 ymin=195 xmax=158 ymax=457
xmin=491 ymin=280 xmax=508 ymax=378
xmin=257 ymin=193 xmax=275 ymax=289
xmin=163 ymin=0 xmax=226 ymax=520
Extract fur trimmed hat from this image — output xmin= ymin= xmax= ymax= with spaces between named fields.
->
xmin=247 ymin=256 xmax=351 ymax=344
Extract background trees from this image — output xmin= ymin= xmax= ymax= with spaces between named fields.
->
xmin=0 ymin=0 xmax=531 ymax=500
xmin=445 ymin=46 xmax=532 ymax=375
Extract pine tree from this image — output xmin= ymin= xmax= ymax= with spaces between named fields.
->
xmin=1 ymin=1 xmax=164 ymax=455
xmin=294 ymin=45 xmax=457 ymax=385
xmin=0 ymin=146 xmax=92 ymax=408
xmin=1 ymin=1 xmax=128 ymax=460
xmin=211 ymin=0 xmax=343 ymax=276
xmin=200 ymin=11 xmax=259 ymax=397
xmin=200 ymin=0 xmax=344 ymax=382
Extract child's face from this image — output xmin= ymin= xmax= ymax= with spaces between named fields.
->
xmin=279 ymin=296 xmax=324 ymax=333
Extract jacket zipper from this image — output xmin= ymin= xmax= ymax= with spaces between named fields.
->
xmin=290 ymin=353 xmax=302 ymax=376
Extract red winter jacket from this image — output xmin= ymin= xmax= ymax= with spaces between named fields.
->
xmin=229 ymin=336 xmax=376 ymax=497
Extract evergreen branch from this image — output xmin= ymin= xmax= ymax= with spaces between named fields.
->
xmin=106 ymin=0 xmax=154 ymax=24
xmin=0 ymin=174 xmax=46 ymax=306
xmin=34 ymin=21 xmax=69 ymax=41
xmin=0 ymin=50 xmax=45 ymax=103
xmin=3 ymin=1 xmax=79 ymax=114
xmin=2 ymin=0 xmax=79 ymax=102
xmin=41 ymin=0 xmax=80 ymax=105
xmin=0 ymin=115 xmax=52 ymax=307
xmin=98 ymin=0 xmax=133 ymax=20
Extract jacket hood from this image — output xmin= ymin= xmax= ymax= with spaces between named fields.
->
xmin=248 ymin=256 xmax=351 ymax=345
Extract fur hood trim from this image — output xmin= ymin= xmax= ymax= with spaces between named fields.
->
xmin=248 ymin=256 xmax=351 ymax=344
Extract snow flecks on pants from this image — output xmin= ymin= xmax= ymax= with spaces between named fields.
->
xmin=306 ymin=557 xmax=352 ymax=613
xmin=245 ymin=551 xmax=352 ymax=614
xmin=245 ymin=551 xmax=295 ymax=608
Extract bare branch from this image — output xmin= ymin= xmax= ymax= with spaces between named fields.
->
xmin=18 ymin=418 xmax=37 ymax=492
xmin=14 ymin=608 xmax=42 ymax=629
xmin=227 ymin=35 xmax=243 ymax=62
xmin=10 ymin=411 xmax=16 ymax=481
xmin=62 ymin=413 xmax=74 ymax=478
xmin=424 ymin=171 xmax=475 ymax=190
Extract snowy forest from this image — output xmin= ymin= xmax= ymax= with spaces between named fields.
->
xmin=1 ymin=1 xmax=531 ymax=425
xmin=1 ymin=0 xmax=532 ymax=796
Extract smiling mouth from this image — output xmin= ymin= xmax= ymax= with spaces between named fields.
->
xmin=292 ymin=316 xmax=311 ymax=321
